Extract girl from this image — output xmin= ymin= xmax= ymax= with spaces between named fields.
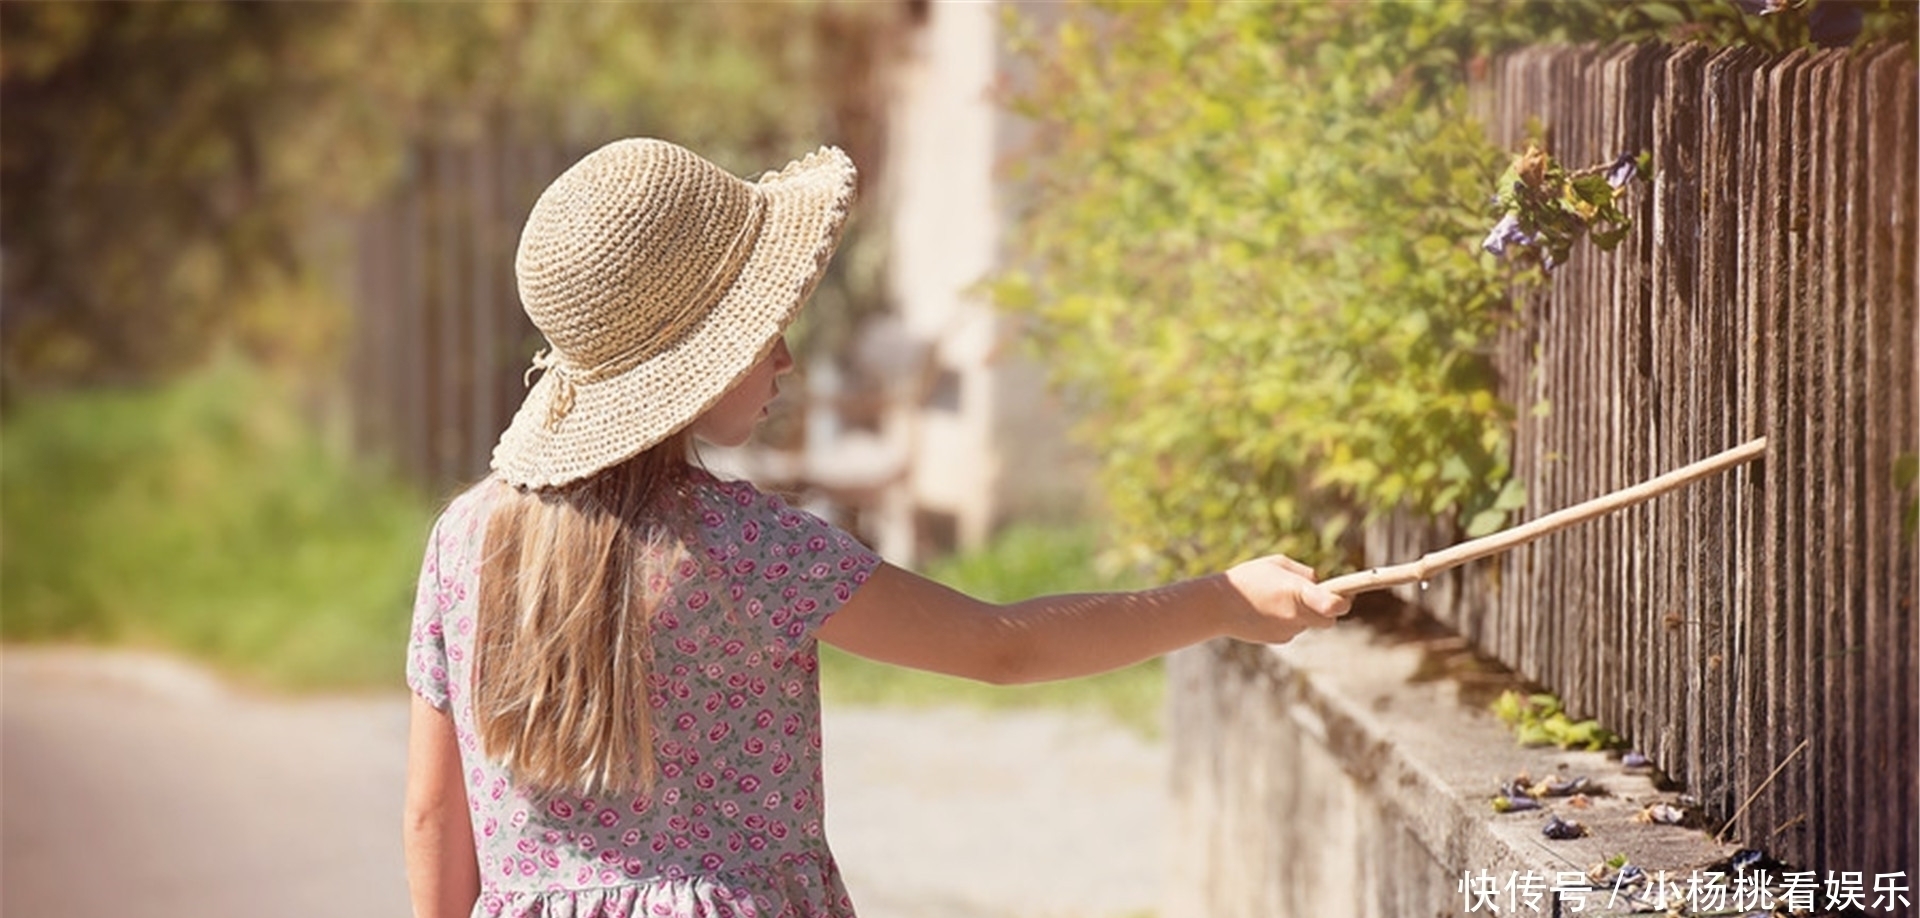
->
xmin=403 ymin=138 xmax=1349 ymax=918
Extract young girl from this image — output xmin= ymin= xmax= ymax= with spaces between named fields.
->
xmin=403 ymin=137 xmax=1350 ymax=918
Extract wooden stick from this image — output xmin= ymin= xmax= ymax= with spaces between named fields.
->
xmin=1715 ymin=736 xmax=1808 ymax=844
xmin=1321 ymin=437 xmax=1767 ymax=597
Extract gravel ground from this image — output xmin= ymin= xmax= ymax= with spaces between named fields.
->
xmin=825 ymin=706 xmax=1164 ymax=918
xmin=1 ymin=648 xmax=1165 ymax=918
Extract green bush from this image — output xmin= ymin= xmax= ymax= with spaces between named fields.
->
xmin=1491 ymin=690 xmax=1622 ymax=751
xmin=993 ymin=0 xmax=1914 ymax=582
xmin=0 ymin=360 xmax=434 ymax=690
xmin=917 ymin=524 xmax=1148 ymax=603
xmin=994 ymin=2 xmax=1532 ymax=578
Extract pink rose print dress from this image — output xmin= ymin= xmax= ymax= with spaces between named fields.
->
xmin=408 ymin=470 xmax=881 ymax=918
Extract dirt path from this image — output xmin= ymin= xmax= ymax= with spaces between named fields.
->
xmin=1 ymin=648 xmax=1165 ymax=918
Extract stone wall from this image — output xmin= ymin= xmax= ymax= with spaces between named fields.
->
xmin=1165 ymin=622 xmax=1735 ymax=918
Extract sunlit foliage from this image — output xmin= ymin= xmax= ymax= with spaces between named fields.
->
xmin=0 ymin=1 xmax=898 ymax=394
xmin=990 ymin=0 xmax=1911 ymax=578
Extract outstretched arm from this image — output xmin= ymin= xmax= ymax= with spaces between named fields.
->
xmin=404 ymin=696 xmax=479 ymax=918
xmin=815 ymin=555 xmax=1350 ymax=685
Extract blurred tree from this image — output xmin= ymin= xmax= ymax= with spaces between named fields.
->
xmin=0 ymin=0 xmax=900 ymax=397
xmin=1 ymin=3 xmax=349 ymax=391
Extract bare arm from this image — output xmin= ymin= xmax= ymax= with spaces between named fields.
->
xmin=404 ymin=695 xmax=479 ymax=918
xmin=815 ymin=555 xmax=1350 ymax=685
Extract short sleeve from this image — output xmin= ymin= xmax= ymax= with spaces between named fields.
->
xmin=719 ymin=484 xmax=881 ymax=652
xmin=405 ymin=517 xmax=451 ymax=711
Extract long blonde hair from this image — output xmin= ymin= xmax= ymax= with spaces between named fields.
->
xmin=472 ymin=433 xmax=692 ymax=797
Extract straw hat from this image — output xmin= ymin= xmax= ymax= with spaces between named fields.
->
xmin=491 ymin=138 xmax=857 ymax=489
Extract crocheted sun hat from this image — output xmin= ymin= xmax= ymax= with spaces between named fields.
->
xmin=491 ymin=138 xmax=857 ymax=489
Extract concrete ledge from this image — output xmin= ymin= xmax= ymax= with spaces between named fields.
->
xmin=1166 ymin=616 xmax=1737 ymax=918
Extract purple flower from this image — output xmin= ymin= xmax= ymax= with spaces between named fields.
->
xmin=1481 ymin=213 xmax=1537 ymax=257
xmin=1809 ymin=1 xmax=1865 ymax=46
xmin=1492 ymin=794 xmax=1541 ymax=813
xmin=1731 ymin=848 xmax=1771 ymax=874
xmin=1542 ymin=814 xmax=1587 ymax=840
xmin=1605 ymin=152 xmax=1639 ymax=189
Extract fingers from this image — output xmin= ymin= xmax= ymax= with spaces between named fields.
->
xmin=1260 ymin=555 xmax=1350 ymax=621
xmin=1259 ymin=556 xmax=1351 ymax=622
xmin=1222 ymin=556 xmax=1355 ymax=644
xmin=1300 ymin=581 xmax=1351 ymax=620
xmin=1269 ymin=554 xmax=1315 ymax=579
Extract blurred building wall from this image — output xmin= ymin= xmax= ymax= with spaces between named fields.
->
xmin=342 ymin=2 xmax=1088 ymax=565
xmin=861 ymin=0 xmax=1088 ymax=565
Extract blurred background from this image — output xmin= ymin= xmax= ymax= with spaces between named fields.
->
xmin=0 ymin=0 xmax=1136 ymax=694
xmin=2 ymin=4 xmax=1146 ymax=916
xmin=4 ymin=2 xmax=1912 ymax=917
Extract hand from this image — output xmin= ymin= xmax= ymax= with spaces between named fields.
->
xmin=1219 ymin=554 xmax=1351 ymax=645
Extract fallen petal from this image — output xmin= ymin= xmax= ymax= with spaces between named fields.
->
xmin=1492 ymin=794 xmax=1542 ymax=813
xmin=1543 ymin=814 xmax=1588 ymax=840
xmin=1532 ymin=775 xmax=1591 ymax=797
xmin=1651 ymin=803 xmax=1687 ymax=824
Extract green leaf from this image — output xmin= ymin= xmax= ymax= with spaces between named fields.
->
xmin=1492 ymin=690 xmax=1524 ymax=725
xmin=1636 ymin=1 xmax=1691 ymax=27
xmin=1515 ymin=722 xmax=1554 ymax=747
xmin=1493 ymin=477 xmax=1529 ymax=512
xmin=1465 ymin=508 xmax=1508 ymax=538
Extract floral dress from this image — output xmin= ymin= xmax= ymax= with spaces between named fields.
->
xmin=408 ymin=470 xmax=881 ymax=918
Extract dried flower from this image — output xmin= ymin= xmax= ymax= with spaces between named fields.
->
xmin=1483 ymin=145 xmax=1648 ymax=274
xmin=1633 ymin=802 xmax=1687 ymax=825
xmin=1492 ymin=794 xmax=1542 ymax=813
xmin=1481 ymin=213 xmax=1535 ymax=257
xmin=1543 ymin=814 xmax=1588 ymax=840
xmin=1531 ymin=775 xmax=1591 ymax=797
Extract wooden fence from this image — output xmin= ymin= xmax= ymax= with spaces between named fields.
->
xmin=349 ymin=137 xmax=567 ymax=497
xmin=1376 ymin=42 xmax=1916 ymax=883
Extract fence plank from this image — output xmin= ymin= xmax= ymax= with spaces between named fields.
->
xmin=350 ymin=135 xmax=565 ymax=499
xmin=1864 ymin=44 xmax=1919 ymax=884
xmin=1702 ymin=34 xmax=1740 ymax=803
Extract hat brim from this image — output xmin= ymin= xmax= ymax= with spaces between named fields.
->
xmin=491 ymin=147 xmax=857 ymax=490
